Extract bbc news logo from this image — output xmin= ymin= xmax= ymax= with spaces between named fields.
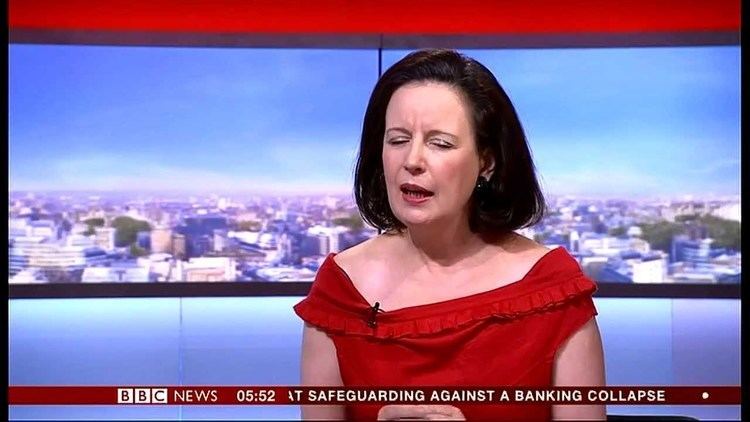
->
xmin=117 ymin=388 xmax=168 ymax=404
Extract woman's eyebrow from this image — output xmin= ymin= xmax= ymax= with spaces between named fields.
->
xmin=385 ymin=127 xmax=411 ymax=136
xmin=385 ymin=128 xmax=458 ymax=140
xmin=425 ymin=129 xmax=458 ymax=140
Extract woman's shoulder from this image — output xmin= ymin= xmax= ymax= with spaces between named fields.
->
xmin=504 ymin=235 xmax=596 ymax=299
xmin=332 ymin=233 xmax=396 ymax=275
xmin=511 ymin=231 xmax=589 ymax=262
xmin=504 ymin=233 xmax=552 ymax=261
xmin=294 ymin=234 xmax=399 ymax=337
xmin=490 ymin=233 xmax=553 ymax=276
xmin=331 ymin=233 xmax=400 ymax=300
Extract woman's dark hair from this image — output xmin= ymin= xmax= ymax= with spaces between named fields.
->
xmin=354 ymin=49 xmax=545 ymax=235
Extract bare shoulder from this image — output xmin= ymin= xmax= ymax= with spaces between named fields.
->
xmin=504 ymin=232 xmax=552 ymax=262
xmin=333 ymin=233 xmax=397 ymax=279
xmin=332 ymin=235 xmax=375 ymax=268
xmin=488 ymin=233 xmax=553 ymax=281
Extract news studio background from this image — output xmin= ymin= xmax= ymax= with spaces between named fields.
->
xmin=8 ymin=1 xmax=740 ymax=421
xmin=8 ymin=46 xmax=741 ymax=287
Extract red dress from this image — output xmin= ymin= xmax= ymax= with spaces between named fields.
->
xmin=293 ymin=247 xmax=598 ymax=421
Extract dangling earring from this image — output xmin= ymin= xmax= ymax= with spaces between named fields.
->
xmin=474 ymin=176 xmax=491 ymax=210
xmin=475 ymin=176 xmax=490 ymax=194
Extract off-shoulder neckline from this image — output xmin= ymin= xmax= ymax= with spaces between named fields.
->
xmin=327 ymin=246 xmax=567 ymax=319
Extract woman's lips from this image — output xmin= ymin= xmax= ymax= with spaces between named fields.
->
xmin=401 ymin=189 xmax=433 ymax=205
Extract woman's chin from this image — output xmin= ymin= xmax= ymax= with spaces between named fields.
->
xmin=396 ymin=214 xmax=437 ymax=228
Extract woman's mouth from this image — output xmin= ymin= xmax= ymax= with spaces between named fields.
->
xmin=400 ymin=185 xmax=434 ymax=204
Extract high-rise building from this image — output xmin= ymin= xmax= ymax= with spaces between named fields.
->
xmin=307 ymin=225 xmax=348 ymax=254
xmin=579 ymin=234 xmax=630 ymax=257
xmin=631 ymin=256 xmax=667 ymax=284
xmin=172 ymin=233 xmax=186 ymax=260
xmin=671 ymin=235 xmax=713 ymax=267
xmin=94 ymin=227 xmax=116 ymax=251
xmin=27 ymin=220 xmax=58 ymax=240
xmin=9 ymin=235 xmax=109 ymax=277
xmin=136 ymin=231 xmax=151 ymax=251
xmin=151 ymin=228 xmax=173 ymax=254
xmin=213 ymin=229 xmax=228 ymax=252
xmin=175 ymin=215 xmax=228 ymax=258
xmin=317 ymin=235 xmax=330 ymax=255
xmin=181 ymin=257 xmax=236 ymax=282
xmin=569 ymin=230 xmax=580 ymax=253
xmin=188 ymin=235 xmax=212 ymax=258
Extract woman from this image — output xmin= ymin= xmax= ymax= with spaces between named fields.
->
xmin=294 ymin=49 xmax=606 ymax=421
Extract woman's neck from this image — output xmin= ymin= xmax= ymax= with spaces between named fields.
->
xmin=392 ymin=225 xmax=515 ymax=272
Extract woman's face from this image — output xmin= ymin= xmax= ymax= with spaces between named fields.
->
xmin=382 ymin=81 xmax=491 ymax=229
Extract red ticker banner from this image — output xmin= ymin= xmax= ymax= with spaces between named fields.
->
xmin=9 ymin=386 xmax=741 ymax=405
xmin=9 ymin=0 xmax=740 ymax=35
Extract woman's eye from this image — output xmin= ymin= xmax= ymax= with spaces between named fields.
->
xmin=432 ymin=139 xmax=453 ymax=149
xmin=387 ymin=139 xmax=408 ymax=145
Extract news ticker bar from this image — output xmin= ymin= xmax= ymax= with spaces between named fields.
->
xmin=8 ymin=386 xmax=741 ymax=405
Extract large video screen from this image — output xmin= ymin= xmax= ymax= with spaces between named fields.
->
xmin=9 ymin=45 xmax=739 ymax=286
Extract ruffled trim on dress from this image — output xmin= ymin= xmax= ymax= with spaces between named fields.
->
xmin=294 ymin=272 xmax=597 ymax=340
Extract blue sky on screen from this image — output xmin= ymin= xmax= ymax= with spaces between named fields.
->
xmin=9 ymin=45 xmax=739 ymax=199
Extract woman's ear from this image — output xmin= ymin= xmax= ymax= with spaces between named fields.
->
xmin=480 ymin=152 xmax=495 ymax=180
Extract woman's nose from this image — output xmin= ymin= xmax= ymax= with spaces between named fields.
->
xmin=403 ymin=140 xmax=425 ymax=173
